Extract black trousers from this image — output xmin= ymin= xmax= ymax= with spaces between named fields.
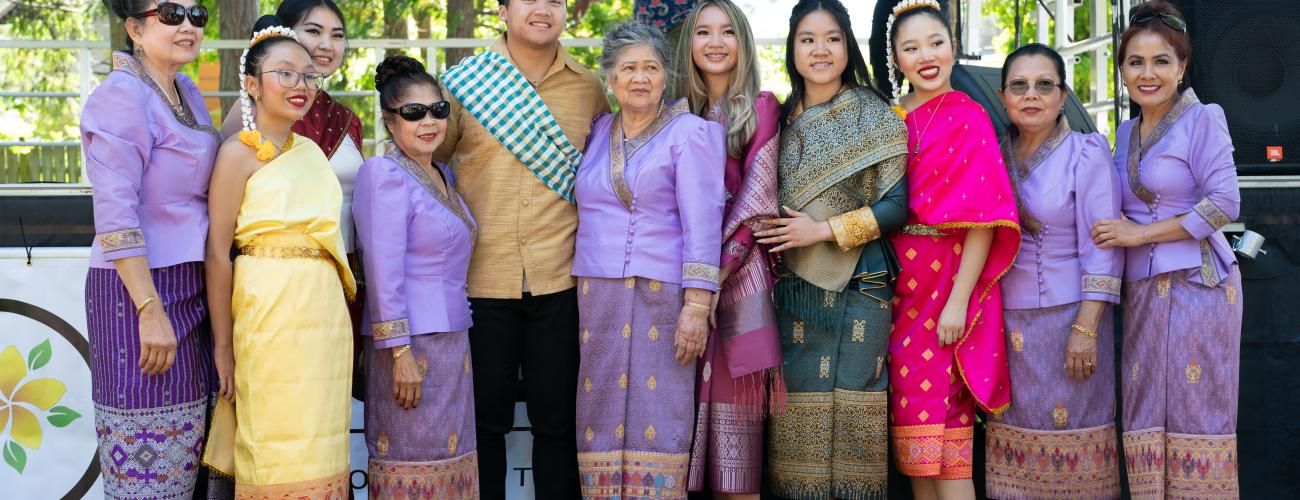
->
xmin=469 ymin=288 xmax=581 ymax=500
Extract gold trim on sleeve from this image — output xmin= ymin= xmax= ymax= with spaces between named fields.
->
xmin=372 ymin=318 xmax=411 ymax=341
xmin=828 ymin=207 xmax=881 ymax=252
xmin=1081 ymin=274 xmax=1122 ymax=296
xmin=682 ymin=262 xmax=720 ymax=285
xmin=1193 ymin=197 xmax=1231 ymax=232
xmin=98 ymin=228 xmax=146 ymax=254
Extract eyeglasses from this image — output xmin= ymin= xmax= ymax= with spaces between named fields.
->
xmin=260 ymin=70 xmax=325 ymax=90
xmin=1129 ymin=12 xmax=1187 ymax=33
xmin=1005 ymin=79 xmax=1064 ymax=96
xmin=385 ymin=101 xmax=451 ymax=122
xmin=133 ymin=2 xmax=209 ymax=28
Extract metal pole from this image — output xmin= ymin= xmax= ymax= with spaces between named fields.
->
xmin=78 ymin=47 xmax=92 ymax=182
xmin=1056 ymin=0 xmax=1075 ymax=86
xmin=1092 ymin=0 xmax=1110 ymax=133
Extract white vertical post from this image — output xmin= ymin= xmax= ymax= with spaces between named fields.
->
xmin=1037 ymin=1 xmax=1051 ymax=44
xmin=79 ymin=47 xmax=92 ymax=182
xmin=966 ymin=0 xmax=983 ymax=56
xmin=1056 ymin=0 xmax=1075 ymax=85
xmin=1092 ymin=0 xmax=1110 ymax=133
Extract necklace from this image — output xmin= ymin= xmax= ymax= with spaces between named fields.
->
xmin=909 ymin=92 xmax=948 ymax=155
xmin=141 ymin=65 xmax=183 ymax=114
xmin=238 ymin=129 xmax=296 ymax=161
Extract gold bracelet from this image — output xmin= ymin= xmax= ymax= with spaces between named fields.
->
xmin=684 ymin=301 xmax=711 ymax=311
xmin=391 ymin=345 xmax=411 ymax=360
xmin=1070 ymin=324 xmax=1097 ymax=339
xmin=135 ymin=296 xmax=157 ymax=315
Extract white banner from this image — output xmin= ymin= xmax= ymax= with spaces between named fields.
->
xmin=1 ymin=248 xmax=535 ymax=498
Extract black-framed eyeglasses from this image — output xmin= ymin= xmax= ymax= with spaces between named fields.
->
xmin=1129 ymin=12 xmax=1187 ymax=33
xmin=260 ymin=70 xmax=325 ymax=90
xmin=385 ymin=101 xmax=451 ymax=122
xmin=134 ymin=2 xmax=209 ymax=28
xmin=1005 ymin=79 xmax=1064 ymax=96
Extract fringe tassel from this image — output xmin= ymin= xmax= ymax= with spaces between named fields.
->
xmin=774 ymin=277 xmax=844 ymax=334
xmin=768 ymin=365 xmax=788 ymax=416
xmin=732 ymin=371 xmax=768 ymax=419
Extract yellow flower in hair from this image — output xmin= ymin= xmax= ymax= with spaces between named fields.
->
xmin=892 ymin=105 xmax=908 ymax=119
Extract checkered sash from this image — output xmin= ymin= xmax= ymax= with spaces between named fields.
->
xmin=442 ymin=51 xmax=582 ymax=202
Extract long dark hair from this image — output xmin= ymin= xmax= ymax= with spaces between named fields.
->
xmin=780 ymin=0 xmax=886 ymax=121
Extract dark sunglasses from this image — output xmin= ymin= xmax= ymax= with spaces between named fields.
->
xmin=1005 ymin=79 xmax=1063 ymax=96
xmin=134 ymin=2 xmax=209 ymax=28
xmin=386 ymin=101 xmax=451 ymax=121
xmin=1129 ymin=12 xmax=1186 ymax=33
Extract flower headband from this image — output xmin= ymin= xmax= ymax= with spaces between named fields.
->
xmin=885 ymin=0 xmax=943 ymax=117
xmin=238 ymin=26 xmax=298 ymax=134
xmin=237 ymin=26 xmax=299 ymax=160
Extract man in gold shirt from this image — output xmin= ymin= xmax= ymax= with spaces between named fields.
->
xmin=435 ymin=0 xmax=609 ymax=498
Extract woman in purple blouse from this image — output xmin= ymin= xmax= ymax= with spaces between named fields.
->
xmin=1092 ymin=2 xmax=1242 ymax=497
xmin=572 ymin=21 xmax=726 ymax=499
xmin=352 ymin=56 xmax=480 ymax=498
xmin=80 ymin=1 xmax=220 ymax=497
xmin=985 ymin=43 xmax=1123 ymax=499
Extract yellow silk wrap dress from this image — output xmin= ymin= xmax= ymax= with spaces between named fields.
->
xmin=203 ymin=135 xmax=357 ymax=497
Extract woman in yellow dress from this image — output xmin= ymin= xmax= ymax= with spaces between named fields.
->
xmin=202 ymin=15 xmax=356 ymax=497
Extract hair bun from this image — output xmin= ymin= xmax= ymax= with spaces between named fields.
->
xmin=375 ymin=55 xmax=427 ymax=91
xmin=104 ymin=0 xmax=141 ymax=21
xmin=1130 ymin=0 xmax=1184 ymax=19
xmin=252 ymin=14 xmax=289 ymax=36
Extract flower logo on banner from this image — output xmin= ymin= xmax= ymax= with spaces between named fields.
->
xmin=0 ymin=341 xmax=81 ymax=473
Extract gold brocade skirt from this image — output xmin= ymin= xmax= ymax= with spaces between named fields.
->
xmin=203 ymin=233 xmax=353 ymax=497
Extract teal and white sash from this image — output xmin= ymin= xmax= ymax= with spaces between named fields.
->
xmin=442 ymin=51 xmax=582 ymax=202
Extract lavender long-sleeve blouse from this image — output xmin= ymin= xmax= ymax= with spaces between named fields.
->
xmin=1003 ymin=123 xmax=1124 ymax=309
xmin=572 ymin=100 xmax=727 ymax=291
xmin=1112 ymin=90 xmax=1240 ymax=286
xmin=353 ymin=149 xmax=477 ymax=349
xmin=81 ymin=53 xmax=221 ymax=270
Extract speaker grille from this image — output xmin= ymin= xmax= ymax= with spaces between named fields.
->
xmin=1181 ymin=0 xmax=1300 ymax=170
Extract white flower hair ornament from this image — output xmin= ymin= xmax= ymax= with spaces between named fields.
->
xmin=885 ymin=0 xmax=943 ymax=119
xmin=238 ymin=26 xmax=299 ymax=161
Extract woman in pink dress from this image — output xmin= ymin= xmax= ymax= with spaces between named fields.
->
xmin=883 ymin=2 xmax=1021 ymax=498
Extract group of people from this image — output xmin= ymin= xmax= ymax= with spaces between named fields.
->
xmin=82 ymin=0 xmax=1241 ymax=498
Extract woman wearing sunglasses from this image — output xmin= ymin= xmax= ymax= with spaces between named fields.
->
xmin=983 ymin=43 xmax=1123 ymax=499
xmin=1092 ymin=1 xmax=1242 ymax=497
xmin=202 ymin=15 xmax=357 ymax=496
xmin=351 ymin=55 xmax=479 ymax=498
xmin=81 ymin=1 xmax=218 ymax=498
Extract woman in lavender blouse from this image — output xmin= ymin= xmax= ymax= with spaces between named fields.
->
xmin=352 ymin=56 xmax=479 ymax=497
xmin=1092 ymin=2 xmax=1242 ymax=497
xmin=985 ymin=43 xmax=1123 ymax=499
xmin=572 ymin=21 xmax=726 ymax=498
xmin=80 ymin=1 xmax=220 ymax=498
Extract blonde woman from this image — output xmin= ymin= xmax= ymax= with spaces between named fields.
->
xmin=673 ymin=1 xmax=783 ymax=497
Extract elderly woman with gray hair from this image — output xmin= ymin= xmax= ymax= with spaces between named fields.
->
xmin=571 ymin=20 xmax=727 ymax=499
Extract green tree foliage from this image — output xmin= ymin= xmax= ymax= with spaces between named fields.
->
xmin=983 ymin=0 xmax=1115 ymax=132
xmin=0 ymin=0 xmax=101 ymax=144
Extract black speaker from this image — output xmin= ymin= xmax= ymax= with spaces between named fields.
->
xmin=949 ymin=64 xmax=1097 ymax=141
xmin=1170 ymin=0 xmax=1300 ymax=175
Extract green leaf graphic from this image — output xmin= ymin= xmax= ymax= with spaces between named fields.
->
xmin=46 ymin=406 xmax=82 ymax=428
xmin=27 ymin=339 xmax=52 ymax=371
xmin=3 ymin=441 xmax=26 ymax=474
